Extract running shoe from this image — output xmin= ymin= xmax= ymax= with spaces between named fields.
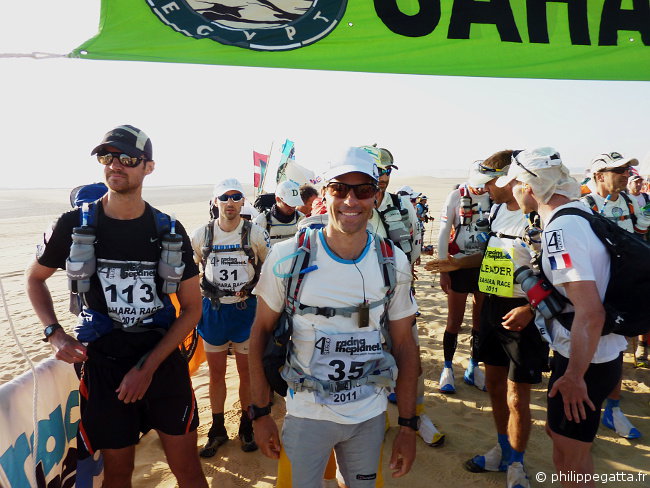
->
xmin=463 ymin=444 xmax=508 ymax=473
xmin=418 ymin=414 xmax=445 ymax=447
xmin=507 ymin=461 xmax=530 ymax=488
xmin=463 ymin=364 xmax=488 ymax=392
xmin=602 ymin=406 xmax=642 ymax=439
xmin=199 ymin=433 xmax=228 ymax=458
xmin=439 ymin=367 xmax=456 ymax=394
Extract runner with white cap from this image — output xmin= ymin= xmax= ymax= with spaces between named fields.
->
xmin=498 ymin=147 xmax=628 ymax=487
xmin=191 ymin=178 xmax=271 ymax=457
xmin=437 ymin=161 xmax=493 ymax=393
xmin=254 ymin=179 xmax=305 ymax=246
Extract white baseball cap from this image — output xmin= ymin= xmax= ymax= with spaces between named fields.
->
xmin=496 ymin=147 xmax=563 ymax=187
xmin=322 ymin=147 xmax=380 ymax=182
xmin=213 ymin=178 xmax=244 ymax=198
xmin=276 ymin=180 xmax=304 ymax=207
xmin=397 ymin=185 xmax=422 ymax=200
xmin=590 ymin=152 xmax=639 ymax=173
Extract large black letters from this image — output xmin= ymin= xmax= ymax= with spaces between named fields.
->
xmin=599 ymin=0 xmax=650 ymax=45
xmin=448 ymin=0 xmax=522 ymax=42
xmin=527 ymin=0 xmax=590 ymax=44
xmin=374 ymin=0 xmax=441 ymax=37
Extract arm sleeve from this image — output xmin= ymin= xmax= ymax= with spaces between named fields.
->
xmin=175 ymin=221 xmax=199 ymax=280
xmin=437 ymin=191 xmax=457 ymax=260
xmin=36 ymin=210 xmax=78 ymax=269
xmin=252 ymin=223 xmax=272 ymax=263
xmin=387 ymin=248 xmax=418 ymax=320
xmin=252 ymin=244 xmax=290 ymax=313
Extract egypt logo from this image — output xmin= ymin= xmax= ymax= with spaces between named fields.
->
xmin=148 ymin=0 xmax=348 ymax=51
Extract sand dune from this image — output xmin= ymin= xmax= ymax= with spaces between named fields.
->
xmin=0 ymin=177 xmax=648 ymax=487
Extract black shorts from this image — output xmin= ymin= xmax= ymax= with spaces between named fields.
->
xmin=547 ymin=352 xmax=623 ymax=443
xmin=78 ymin=346 xmax=199 ymax=453
xmin=477 ymin=295 xmax=548 ymax=384
xmin=449 ymin=267 xmax=481 ymax=293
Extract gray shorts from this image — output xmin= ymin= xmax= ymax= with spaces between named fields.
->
xmin=282 ymin=413 xmax=385 ymax=488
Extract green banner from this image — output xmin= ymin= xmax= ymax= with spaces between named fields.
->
xmin=70 ymin=0 xmax=650 ymax=81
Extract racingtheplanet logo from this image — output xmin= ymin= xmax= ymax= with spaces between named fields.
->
xmin=147 ymin=0 xmax=348 ymax=51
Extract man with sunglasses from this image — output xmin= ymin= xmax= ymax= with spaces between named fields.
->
xmin=437 ymin=161 xmax=493 ymax=394
xmin=26 ymin=125 xmax=208 ymax=487
xmin=462 ymin=150 xmax=548 ymax=488
xmin=579 ymin=152 xmax=648 ymax=441
xmin=366 ymin=147 xmax=420 ymax=266
xmin=249 ymin=147 xmax=419 ymax=487
xmin=191 ymin=178 xmax=271 ymax=457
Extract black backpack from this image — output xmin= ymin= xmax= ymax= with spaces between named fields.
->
xmin=254 ymin=193 xmax=276 ymax=213
xmin=549 ymin=207 xmax=650 ymax=337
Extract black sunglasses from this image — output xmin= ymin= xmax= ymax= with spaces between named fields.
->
xmin=378 ymin=167 xmax=392 ymax=177
xmin=216 ymin=193 xmax=244 ymax=202
xmin=97 ymin=151 xmax=146 ymax=168
xmin=326 ymin=182 xmax=378 ymax=200
xmin=600 ymin=166 xmax=630 ymax=175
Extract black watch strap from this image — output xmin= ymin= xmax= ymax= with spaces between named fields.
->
xmin=247 ymin=403 xmax=272 ymax=421
xmin=43 ymin=323 xmax=62 ymax=342
xmin=397 ymin=415 xmax=420 ymax=431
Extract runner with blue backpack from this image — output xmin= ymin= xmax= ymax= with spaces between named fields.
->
xmin=26 ymin=125 xmax=208 ymax=487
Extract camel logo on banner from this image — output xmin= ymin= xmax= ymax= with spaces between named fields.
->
xmin=147 ymin=0 xmax=348 ymax=51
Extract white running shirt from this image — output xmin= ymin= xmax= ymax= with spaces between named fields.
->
xmin=255 ymin=230 xmax=417 ymax=424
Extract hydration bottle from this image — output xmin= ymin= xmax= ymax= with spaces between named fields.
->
xmin=158 ymin=215 xmax=185 ymax=294
xmin=474 ymin=217 xmax=490 ymax=245
xmin=513 ymin=266 xmax=565 ymax=320
xmin=459 ymin=188 xmax=473 ymax=226
xmin=66 ymin=203 xmax=96 ymax=294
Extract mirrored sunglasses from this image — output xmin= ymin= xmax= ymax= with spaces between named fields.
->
xmin=97 ymin=151 xmax=145 ymax=168
xmin=477 ymin=162 xmax=508 ymax=176
xmin=326 ymin=182 xmax=378 ymax=200
xmin=378 ymin=167 xmax=392 ymax=176
xmin=217 ymin=193 xmax=244 ymax=202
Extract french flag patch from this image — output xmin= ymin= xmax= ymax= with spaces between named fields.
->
xmin=549 ymin=253 xmax=572 ymax=270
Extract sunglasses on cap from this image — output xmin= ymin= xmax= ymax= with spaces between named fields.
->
xmin=477 ymin=162 xmax=509 ymax=176
xmin=600 ymin=166 xmax=630 ymax=175
xmin=378 ymin=167 xmax=392 ymax=177
xmin=97 ymin=151 xmax=146 ymax=168
xmin=326 ymin=182 xmax=378 ymax=200
xmin=511 ymin=150 xmax=539 ymax=178
xmin=216 ymin=193 xmax=244 ymax=202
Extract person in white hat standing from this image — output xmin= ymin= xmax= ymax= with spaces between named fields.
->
xmin=249 ymin=147 xmax=419 ymax=487
xmin=498 ymin=147 xmax=628 ymax=486
xmin=191 ymin=178 xmax=271 ymax=457
xmin=254 ymin=179 xmax=305 ymax=246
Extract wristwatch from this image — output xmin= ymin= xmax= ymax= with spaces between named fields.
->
xmin=42 ymin=323 xmax=62 ymax=342
xmin=397 ymin=416 xmax=420 ymax=431
xmin=247 ymin=403 xmax=272 ymax=421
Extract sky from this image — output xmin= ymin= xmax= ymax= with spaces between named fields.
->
xmin=1 ymin=1 xmax=649 ymax=190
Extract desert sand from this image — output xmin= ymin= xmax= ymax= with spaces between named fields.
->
xmin=0 ymin=177 xmax=648 ymax=487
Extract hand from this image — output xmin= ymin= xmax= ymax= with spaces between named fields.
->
xmin=501 ymin=305 xmax=533 ymax=331
xmin=116 ymin=366 xmax=154 ymax=404
xmin=548 ymin=373 xmax=595 ymax=423
xmin=389 ymin=427 xmax=416 ymax=478
xmin=49 ymin=329 xmax=87 ymax=363
xmin=424 ymin=257 xmax=461 ymax=274
xmin=253 ymin=415 xmax=281 ymax=459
